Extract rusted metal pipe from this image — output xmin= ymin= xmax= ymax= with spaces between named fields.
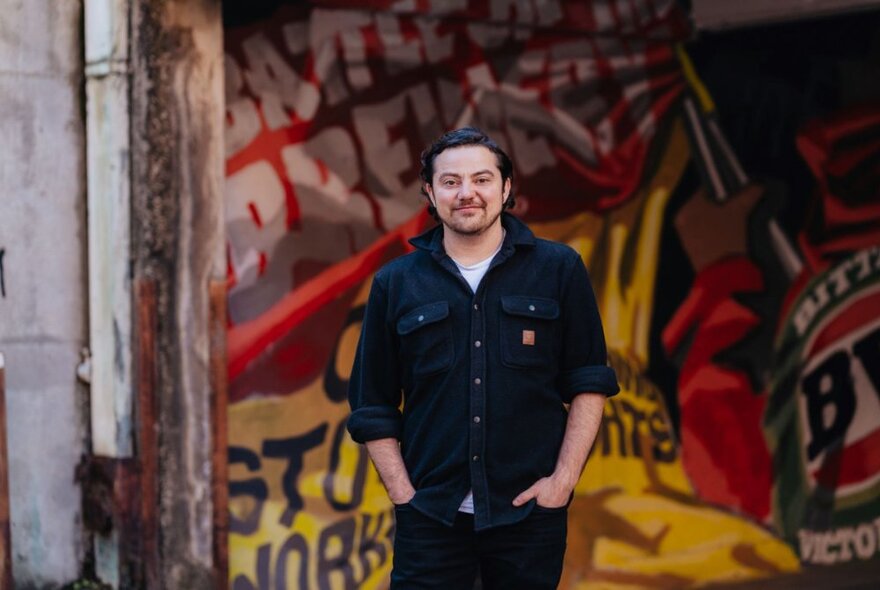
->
xmin=135 ymin=279 xmax=159 ymax=589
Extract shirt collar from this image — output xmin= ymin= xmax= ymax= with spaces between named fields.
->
xmin=408 ymin=212 xmax=537 ymax=254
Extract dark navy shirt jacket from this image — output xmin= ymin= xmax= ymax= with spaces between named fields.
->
xmin=347 ymin=213 xmax=619 ymax=531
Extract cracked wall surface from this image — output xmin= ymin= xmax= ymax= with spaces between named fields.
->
xmin=0 ymin=1 xmax=88 ymax=586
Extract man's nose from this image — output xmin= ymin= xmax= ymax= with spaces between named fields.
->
xmin=459 ymin=180 xmax=475 ymax=198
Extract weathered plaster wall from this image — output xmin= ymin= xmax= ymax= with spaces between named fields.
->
xmin=129 ymin=1 xmax=225 ymax=586
xmin=0 ymin=1 xmax=87 ymax=586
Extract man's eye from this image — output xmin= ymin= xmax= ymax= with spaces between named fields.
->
xmin=476 ymin=177 xmax=489 ymax=184
xmin=444 ymin=180 xmax=457 ymax=186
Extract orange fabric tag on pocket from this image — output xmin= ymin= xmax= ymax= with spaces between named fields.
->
xmin=522 ymin=330 xmax=535 ymax=346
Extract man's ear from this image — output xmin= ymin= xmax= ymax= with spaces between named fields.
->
xmin=502 ymin=178 xmax=511 ymax=205
xmin=424 ymin=183 xmax=436 ymax=206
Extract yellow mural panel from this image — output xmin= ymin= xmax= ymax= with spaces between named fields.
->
xmin=229 ymin=377 xmax=396 ymax=589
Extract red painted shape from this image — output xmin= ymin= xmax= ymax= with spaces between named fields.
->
xmin=247 ymin=202 xmax=263 ymax=229
xmin=227 ymin=210 xmax=430 ymax=380
xmin=226 ymin=243 xmax=237 ymax=292
xmin=662 ymin=255 xmax=772 ymax=520
xmin=315 ymin=158 xmax=330 ymax=186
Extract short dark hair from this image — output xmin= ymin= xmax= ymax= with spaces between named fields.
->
xmin=419 ymin=127 xmax=515 ymax=220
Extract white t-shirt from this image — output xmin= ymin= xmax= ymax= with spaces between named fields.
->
xmin=450 ymin=237 xmax=504 ymax=514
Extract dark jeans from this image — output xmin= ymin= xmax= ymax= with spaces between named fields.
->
xmin=391 ymin=505 xmax=567 ymax=590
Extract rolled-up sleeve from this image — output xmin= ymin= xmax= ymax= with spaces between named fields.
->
xmin=557 ymin=253 xmax=619 ymax=402
xmin=347 ymin=275 xmax=403 ymax=443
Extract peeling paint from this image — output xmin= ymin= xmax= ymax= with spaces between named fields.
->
xmin=128 ymin=0 xmax=224 ymax=586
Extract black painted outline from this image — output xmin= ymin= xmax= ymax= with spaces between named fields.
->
xmin=0 ymin=248 xmax=5 ymax=298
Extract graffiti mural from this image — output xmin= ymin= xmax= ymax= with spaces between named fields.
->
xmin=224 ymin=1 xmax=879 ymax=587
xmin=766 ymin=108 xmax=880 ymax=564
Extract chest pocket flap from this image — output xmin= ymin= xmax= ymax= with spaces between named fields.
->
xmin=501 ymin=296 xmax=559 ymax=320
xmin=397 ymin=301 xmax=450 ymax=335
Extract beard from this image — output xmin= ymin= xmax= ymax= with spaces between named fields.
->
xmin=437 ymin=196 xmax=506 ymax=237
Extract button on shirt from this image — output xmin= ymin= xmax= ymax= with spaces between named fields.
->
xmin=347 ymin=214 xmax=619 ymax=531
xmin=451 ymin=236 xmax=504 ymax=514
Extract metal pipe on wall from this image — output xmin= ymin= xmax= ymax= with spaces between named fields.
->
xmin=84 ymin=0 xmax=134 ymax=460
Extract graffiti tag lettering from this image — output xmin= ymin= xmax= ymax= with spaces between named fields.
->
xmin=798 ymin=518 xmax=880 ymax=564
xmin=229 ymin=412 xmax=394 ymax=588
xmin=802 ymin=351 xmax=857 ymax=461
xmin=260 ymin=424 xmax=329 ymax=527
xmin=601 ymin=397 xmax=677 ymax=462
xmin=793 ymin=247 xmax=880 ymax=337
xmin=231 ymin=511 xmax=394 ymax=590
xmin=800 ymin=321 xmax=880 ymax=484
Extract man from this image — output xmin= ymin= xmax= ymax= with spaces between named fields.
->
xmin=347 ymin=127 xmax=618 ymax=589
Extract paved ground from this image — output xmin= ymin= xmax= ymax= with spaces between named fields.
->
xmin=711 ymin=559 xmax=880 ymax=589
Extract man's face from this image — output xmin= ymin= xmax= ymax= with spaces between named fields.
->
xmin=425 ymin=145 xmax=511 ymax=237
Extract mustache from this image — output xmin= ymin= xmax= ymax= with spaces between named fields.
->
xmin=454 ymin=199 xmax=485 ymax=209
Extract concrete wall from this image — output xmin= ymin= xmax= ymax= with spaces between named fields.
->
xmin=0 ymin=1 xmax=87 ymax=586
